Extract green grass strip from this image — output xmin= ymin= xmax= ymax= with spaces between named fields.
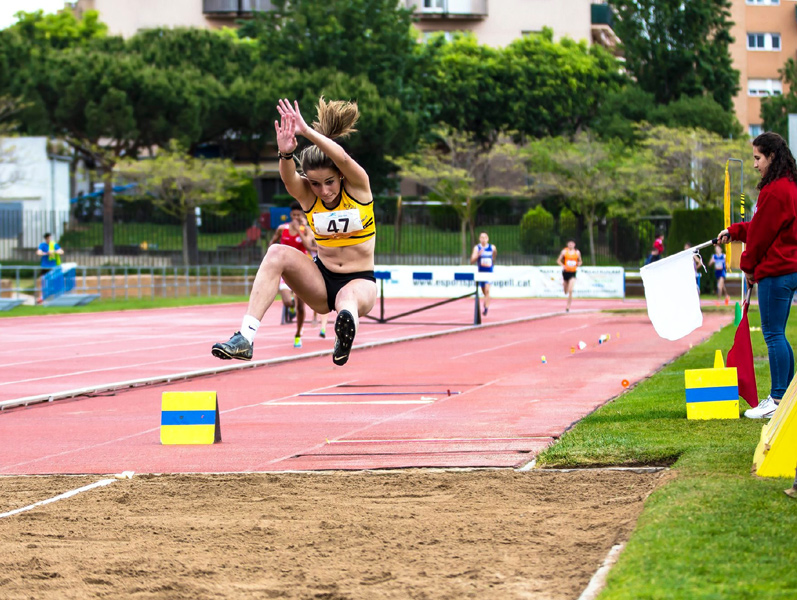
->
xmin=0 ymin=295 xmax=249 ymax=318
xmin=537 ymin=307 xmax=797 ymax=598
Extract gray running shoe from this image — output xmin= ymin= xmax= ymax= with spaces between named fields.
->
xmin=332 ymin=310 xmax=356 ymax=366
xmin=212 ymin=331 xmax=253 ymax=361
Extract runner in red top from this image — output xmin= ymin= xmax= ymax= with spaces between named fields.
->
xmin=269 ymin=201 xmax=315 ymax=348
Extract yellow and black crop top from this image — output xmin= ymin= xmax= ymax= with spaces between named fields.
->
xmin=305 ymin=188 xmax=376 ymax=248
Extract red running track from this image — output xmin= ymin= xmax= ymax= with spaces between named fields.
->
xmin=0 ymin=298 xmax=731 ymax=474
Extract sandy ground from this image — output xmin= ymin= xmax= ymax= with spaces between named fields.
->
xmin=0 ymin=469 xmax=665 ymax=600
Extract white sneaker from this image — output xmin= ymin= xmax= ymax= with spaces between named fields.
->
xmin=744 ymin=395 xmax=778 ymax=419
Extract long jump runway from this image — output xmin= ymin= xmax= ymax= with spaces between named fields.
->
xmin=0 ymin=299 xmax=731 ymax=475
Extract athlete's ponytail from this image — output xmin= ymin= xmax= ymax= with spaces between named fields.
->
xmin=300 ymin=97 xmax=359 ymax=174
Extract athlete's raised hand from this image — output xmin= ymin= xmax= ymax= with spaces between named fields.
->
xmin=274 ymin=110 xmax=298 ymax=155
xmin=277 ymin=98 xmax=310 ymax=137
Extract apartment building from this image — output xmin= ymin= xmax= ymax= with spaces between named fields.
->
xmin=72 ymin=0 xmax=612 ymax=48
xmin=730 ymin=0 xmax=797 ymax=135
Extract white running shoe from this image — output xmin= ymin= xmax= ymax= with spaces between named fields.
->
xmin=743 ymin=395 xmax=778 ymax=419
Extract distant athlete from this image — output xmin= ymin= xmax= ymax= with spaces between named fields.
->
xmin=708 ymin=244 xmax=731 ymax=304
xmin=269 ymin=201 xmax=315 ymax=348
xmin=470 ymin=232 xmax=496 ymax=316
xmin=557 ymin=239 xmax=582 ymax=312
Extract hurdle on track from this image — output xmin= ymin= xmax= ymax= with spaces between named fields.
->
xmin=363 ymin=270 xmax=483 ymax=325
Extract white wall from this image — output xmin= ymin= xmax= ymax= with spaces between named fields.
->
xmin=0 ymin=137 xmax=72 ymax=247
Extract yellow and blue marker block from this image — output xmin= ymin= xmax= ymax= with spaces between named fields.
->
xmin=160 ymin=391 xmax=221 ymax=445
xmin=684 ymin=351 xmax=739 ymax=420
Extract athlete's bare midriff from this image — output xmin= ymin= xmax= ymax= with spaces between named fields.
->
xmin=316 ymin=237 xmax=375 ymax=272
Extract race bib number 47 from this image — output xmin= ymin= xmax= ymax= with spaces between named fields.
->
xmin=312 ymin=209 xmax=364 ymax=237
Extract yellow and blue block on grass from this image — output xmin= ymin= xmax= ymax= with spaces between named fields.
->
xmin=684 ymin=351 xmax=739 ymax=420
xmin=160 ymin=391 xmax=221 ymax=444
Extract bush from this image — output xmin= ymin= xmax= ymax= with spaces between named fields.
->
xmin=520 ymin=205 xmax=556 ymax=253
xmin=609 ymin=215 xmax=649 ymax=262
xmin=667 ymin=208 xmax=723 ymax=294
xmin=559 ymin=208 xmax=578 ymax=243
xmin=200 ymin=179 xmax=259 ymax=234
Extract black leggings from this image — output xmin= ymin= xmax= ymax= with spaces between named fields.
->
xmin=314 ymin=257 xmax=376 ymax=313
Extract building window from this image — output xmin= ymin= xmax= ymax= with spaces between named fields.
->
xmin=746 ymin=0 xmax=779 ymax=4
xmin=748 ymin=79 xmax=783 ymax=96
xmin=749 ymin=125 xmax=763 ymax=137
xmin=422 ymin=30 xmax=455 ymax=42
xmin=747 ymin=33 xmax=781 ymax=50
xmin=423 ymin=0 xmax=445 ymax=10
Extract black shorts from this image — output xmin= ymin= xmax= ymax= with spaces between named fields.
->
xmin=314 ymin=256 xmax=376 ymax=313
xmin=562 ymin=270 xmax=576 ymax=282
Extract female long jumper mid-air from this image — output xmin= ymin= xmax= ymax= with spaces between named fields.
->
xmin=212 ymin=97 xmax=377 ymax=366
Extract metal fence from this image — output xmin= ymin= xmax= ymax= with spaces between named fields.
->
xmin=0 ymin=264 xmax=260 ymax=303
xmin=0 ymin=207 xmax=668 ymax=268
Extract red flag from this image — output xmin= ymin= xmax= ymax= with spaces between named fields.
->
xmin=726 ymin=301 xmax=759 ymax=408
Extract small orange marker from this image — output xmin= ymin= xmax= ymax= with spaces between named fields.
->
xmin=621 ymin=379 xmax=630 ymax=388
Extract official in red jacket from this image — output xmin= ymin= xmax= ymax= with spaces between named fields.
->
xmin=718 ymin=132 xmax=797 ymax=419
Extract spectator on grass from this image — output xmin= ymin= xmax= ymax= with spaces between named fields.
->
xmin=717 ymin=131 xmax=797 ymax=419
xmin=212 ymin=97 xmax=377 ymax=366
xmin=35 ymin=233 xmax=64 ymax=303
xmin=470 ymin=232 xmax=496 ymax=316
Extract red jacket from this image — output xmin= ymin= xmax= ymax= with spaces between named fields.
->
xmin=728 ymin=176 xmax=797 ymax=281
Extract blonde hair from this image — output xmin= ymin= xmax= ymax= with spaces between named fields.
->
xmin=300 ymin=97 xmax=360 ymax=174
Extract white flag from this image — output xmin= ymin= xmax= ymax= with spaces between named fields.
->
xmin=640 ymin=249 xmax=703 ymax=340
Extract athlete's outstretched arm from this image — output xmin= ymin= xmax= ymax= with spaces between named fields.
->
xmin=277 ymin=99 xmax=371 ymax=198
xmin=274 ymin=112 xmax=314 ymax=207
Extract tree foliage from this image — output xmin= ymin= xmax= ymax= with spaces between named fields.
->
xmin=639 ymin=125 xmax=758 ymax=210
xmin=761 ymin=58 xmax=797 ymax=137
xmin=415 ymin=29 xmax=625 ymax=144
xmin=609 ymin=0 xmax=739 ymax=110
xmin=523 ymin=132 xmax=651 ymax=263
xmin=393 ymin=129 xmax=527 ymax=262
xmin=117 ymin=142 xmax=244 ymax=264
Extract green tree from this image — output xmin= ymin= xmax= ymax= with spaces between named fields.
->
xmin=415 ymin=29 xmax=625 ymax=144
xmin=117 ymin=142 xmax=244 ymax=265
xmin=591 ymin=86 xmax=742 ymax=142
xmin=393 ymin=129 xmax=527 ymax=262
xmin=523 ymin=132 xmax=648 ymax=263
xmin=639 ymin=125 xmax=758 ymax=210
xmin=238 ymin=0 xmax=417 ymax=102
xmin=609 ymin=0 xmax=739 ymax=110
xmin=29 ymin=48 xmax=224 ymax=253
xmin=761 ymin=58 xmax=797 ymax=136
xmin=5 ymin=7 xmax=107 ymax=50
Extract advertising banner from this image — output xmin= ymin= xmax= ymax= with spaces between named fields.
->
xmin=374 ymin=265 xmax=624 ymax=298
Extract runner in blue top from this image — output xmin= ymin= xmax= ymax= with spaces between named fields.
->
xmin=708 ymin=244 xmax=731 ymax=304
xmin=470 ymin=232 xmax=496 ymax=316
xmin=35 ymin=233 xmax=64 ymax=303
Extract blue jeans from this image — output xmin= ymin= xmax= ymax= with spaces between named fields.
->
xmin=758 ymin=272 xmax=797 ymax=399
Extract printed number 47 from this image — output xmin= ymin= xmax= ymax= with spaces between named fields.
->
xmin=327 ymin=218 xmax=349 ymax=233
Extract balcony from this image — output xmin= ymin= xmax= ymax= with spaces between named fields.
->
xmin=203 ymin=0 xmax=276 ymax=15
xmin=406 ymin=0 xmax=488 ymax=19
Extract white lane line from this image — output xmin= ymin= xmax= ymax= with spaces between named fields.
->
xmin=577 ymin=543 xmax=625 ymax=600
xmin=0 ymin=478 xmax=118 ymax=519
xmin=268 ymin=400 xmax=435 ymax=406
